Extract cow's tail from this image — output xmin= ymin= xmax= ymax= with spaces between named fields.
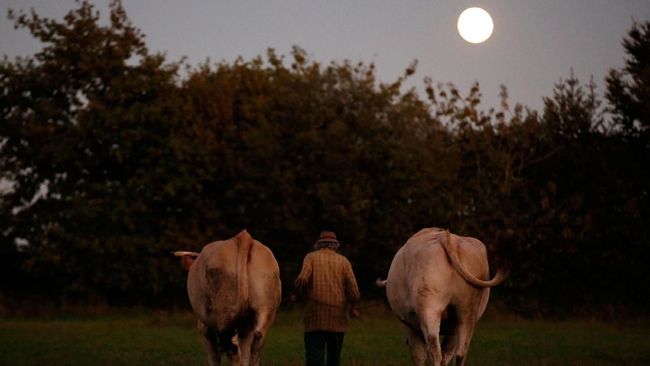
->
xmin=441 ymin=230 xmax=507 ymax=288
xmin=235 ymin=230 xmax=254 ymax=308
xmin=173 ymin=250 xmax=200 ymax=257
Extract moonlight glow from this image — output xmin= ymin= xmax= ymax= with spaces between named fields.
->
xmin=457 ymin=7 xmax=494 ymax=44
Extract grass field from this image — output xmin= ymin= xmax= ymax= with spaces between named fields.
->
xmin=1 ymin=305 xmax=649 ymax=365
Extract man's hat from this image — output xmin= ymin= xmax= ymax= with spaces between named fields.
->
xmin=315 ymin=231 xmax=340 ymax=246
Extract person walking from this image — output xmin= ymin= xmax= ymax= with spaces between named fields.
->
xmin=293 ymin=230 xmax=361 ymax=366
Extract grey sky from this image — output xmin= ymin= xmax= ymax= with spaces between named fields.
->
xmin=1 ymin=0 xmax=649 ymax=112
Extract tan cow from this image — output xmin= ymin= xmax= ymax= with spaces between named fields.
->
xmin=377 ymin=228 xmax=506 ymax=366
xmin=174 ymin=230 xmax=281 ymax=366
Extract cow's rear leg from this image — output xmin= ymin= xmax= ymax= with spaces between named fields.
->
xmin=234 ymin=308 xmax=274 ymax=366
xmin=237 ymin=331 xmax=254 ymax=366
xmin=401 ymin=323 xmax=427 ymax=366
xmin=198 ymin=321 xmax=221 ymax=366
xmin=440 ymin=307 xmax=458 ymax=366
xmin=441 ymin=333 xmax=457 ymax=366
xmin=249 ymin=309 xmax=276 ymax=366
xmin=454 ymin=314 xmax=477 ymax=366
xmin=419 ymin=307 xmax=444 ymax=366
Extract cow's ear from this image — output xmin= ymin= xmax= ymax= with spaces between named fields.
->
xmin=173 ymin=251 xmax=200 ymax=271
xmin=180 ymin=256 xmax=195 ymax=271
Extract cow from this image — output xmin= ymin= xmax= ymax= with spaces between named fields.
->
xmin=174 ymin=230 xmax=281 ymax=366
xmin=377 ymin=227 xmax=506 ymax=366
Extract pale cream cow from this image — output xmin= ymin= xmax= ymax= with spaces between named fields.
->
xmin=175 ymin=230 xmax=281 ymax=366
xmin=378 ymin=228 xmax=506 ymax=366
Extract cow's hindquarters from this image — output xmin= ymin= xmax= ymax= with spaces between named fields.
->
xmin=240 ymin=242 xmax=281 ymax=365
xmin=386 ymin=240 xmax=453 ymax=366
xmin=384 ymin=228 xmax=499 ymax=366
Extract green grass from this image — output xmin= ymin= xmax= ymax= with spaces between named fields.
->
xmin=1 ymin=306 xmax=649 ymax=365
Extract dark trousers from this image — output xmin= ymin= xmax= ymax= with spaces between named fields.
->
xmin=304 ymin=331 xmax=345 ymax=366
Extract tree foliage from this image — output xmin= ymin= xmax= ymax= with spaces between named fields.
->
xmin=1 ymin=1 xmax=185 ymax=304
xmin=1 ymin=2 xmax=648 ymax=314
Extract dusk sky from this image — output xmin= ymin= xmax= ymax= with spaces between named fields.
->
xmin=1 ymin=0 xmax=649 ymax=112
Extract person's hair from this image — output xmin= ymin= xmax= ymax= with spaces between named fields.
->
xmin=314 ymin=241 xmax=340 ymax=250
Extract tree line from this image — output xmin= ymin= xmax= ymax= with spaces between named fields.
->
xmin=1 ymin=1 xmax=648 ymax=316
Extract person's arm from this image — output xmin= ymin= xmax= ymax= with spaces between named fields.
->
xmin=292 ymin=254 xmax=313 ymax=301
xmin=345 ymin=261 xmax=361 ymax=317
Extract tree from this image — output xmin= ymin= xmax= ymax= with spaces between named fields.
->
xmin=606 ymin=21 xmax=650 ymax=136
xmin=176 ymin=50 xmax=448 ymax=288
xmin=2 ymin=1 xmax=648 ymax=315
xmin=0 ymin=0 xmax=186 ymax=304
xmin=603 ymin=21 xmax=650 ymax=313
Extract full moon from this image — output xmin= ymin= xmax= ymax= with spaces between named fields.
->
xmin=457 ymin=7 xmax=493 ymax=44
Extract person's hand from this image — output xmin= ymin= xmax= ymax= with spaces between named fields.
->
xmin=350 ymin=307 xmax=360 ymax=319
